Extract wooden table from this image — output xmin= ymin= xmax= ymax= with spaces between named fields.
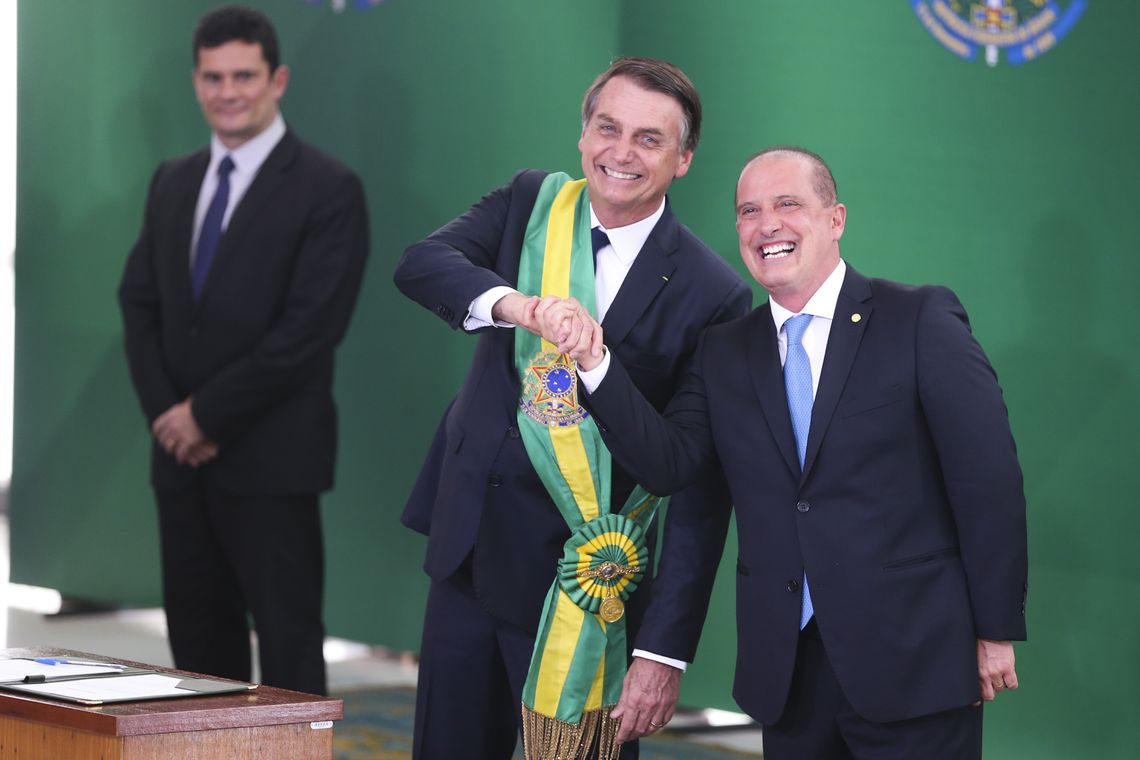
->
xmin=0 ymin=648 xmax=342 ymax=760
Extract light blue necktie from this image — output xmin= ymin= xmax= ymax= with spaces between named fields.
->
xmin=192 ymin=155 xmax=235 ymax=302
xmin=784 ymin=313 xmax=815 ymax=629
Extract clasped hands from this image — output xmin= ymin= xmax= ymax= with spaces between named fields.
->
xmin=152 ymin=398 xmax=218 ymax=468
xmin=493 ymin=292 xmax=605 ymax=370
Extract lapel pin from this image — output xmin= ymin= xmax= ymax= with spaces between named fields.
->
xmin=661 ymin=275 xmax=670 ymax=282
xmin=851 ymin=313 xmax=862 ymax=323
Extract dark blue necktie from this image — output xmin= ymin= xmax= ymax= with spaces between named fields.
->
xmin=591 ymin=226 xmax=610 ymax=266
xmin=784 ymin=313 xmax=815 ymax=629
xmin=192 ymin=155 xmax=235 ymax=301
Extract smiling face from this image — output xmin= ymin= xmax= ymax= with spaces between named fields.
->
xmin=735 ymin=152 xmax=846 ymax=312
xmin=193 ymin=41 xmax=288 ymax=150
xmin=578 ymin=76 xmax=693 ymax=228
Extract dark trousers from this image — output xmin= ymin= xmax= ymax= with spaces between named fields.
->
xmin=156 ymin=482 xmax=327 ymax=695
xmin=413 ymin=569 xmax=639 ymax=760
xmin=762 ymin=621 xmax=982 ymax=760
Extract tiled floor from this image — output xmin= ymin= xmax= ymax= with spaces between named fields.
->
xmin=1 ymin=512 xmax=761 ymax=755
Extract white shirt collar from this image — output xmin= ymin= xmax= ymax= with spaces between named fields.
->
xmin=769 ymin=259 xmax=847 ymax=332
xmin=208 ymin=112 xmax=286 ymax=176
xmin=588 ymin=198 xmax=666 ymax=266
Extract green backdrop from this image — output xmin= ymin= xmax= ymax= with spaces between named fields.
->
xmin=11 ymin=2 xmax=1139 ymax=757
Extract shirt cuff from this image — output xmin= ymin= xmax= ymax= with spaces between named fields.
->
xmin=465 ymin=286 xmax=520 ymax=331
xmin=576 ymin=347 xmax=611 ymax=393
xmin=632 ymin=649 xmax=688 ymax=672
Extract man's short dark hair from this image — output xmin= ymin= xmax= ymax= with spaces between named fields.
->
xmin=747 ymin=145 xmax=839 ymax=207
xmin=193 ymin=5 xmax=280 ymax=72
xmin=581 ymin=57 xmax=702 ymax=154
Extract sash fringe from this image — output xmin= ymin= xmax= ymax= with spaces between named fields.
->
xmin=522 ymin=703 xmax=621 ymax=760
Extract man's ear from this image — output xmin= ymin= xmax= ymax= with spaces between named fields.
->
xmin=831 ymin=202 xmax=847 ymax=241
xmin=271 ymin=64 xmax=290 ymax=100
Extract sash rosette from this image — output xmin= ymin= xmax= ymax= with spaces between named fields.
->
xmin=514 ymin=173 xmax=667 ymax=760
xmin=558 ymin=514 xmax=648 ymax=615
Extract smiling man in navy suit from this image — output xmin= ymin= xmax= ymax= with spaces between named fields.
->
xmin=395 ymin=58 xmax=750 ymax=759
xmin=543 ymin=146 xmax=1028 ymax=759
xmin=119 ymin=6 xmax=369 ymax=696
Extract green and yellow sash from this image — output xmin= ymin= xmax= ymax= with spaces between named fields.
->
xmin=515 ymin=173 xmax=667 ymax=760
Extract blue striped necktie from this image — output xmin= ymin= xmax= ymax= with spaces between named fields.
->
xmin=192 ymin=155 xmax=235 ymax=302
xmin=784 ymin=313 xmax=815 ymax=629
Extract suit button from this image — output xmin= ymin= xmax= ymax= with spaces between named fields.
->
xmin=796 ymin=501 xmax=810 ymax=513
xmin=507 ymin=426 xmax=520 ymax=439
xmin=787 ymin=579 xmax=800 ymax=593
xmin=488 ymin=475 xmax=502 ymax=488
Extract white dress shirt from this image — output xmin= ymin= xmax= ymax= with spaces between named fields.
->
xmin=768 ymin=259 xmax=847 ymax=391
xmin=190 ymin=113 xmax=287 ymax=265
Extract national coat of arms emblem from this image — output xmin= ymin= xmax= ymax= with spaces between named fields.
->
xmin=911 ymin=0 xmax=1086 ymax=66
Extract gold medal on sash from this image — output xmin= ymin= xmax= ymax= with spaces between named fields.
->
xmin=576 ymin=560 xmax=637 ymax=623
xmin=599 ymin=596 xmax=625 ymax=623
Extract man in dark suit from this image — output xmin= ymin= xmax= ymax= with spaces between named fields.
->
xmin=118 ymin=6 xmax=369 ymax=696
xmin=394 ymin=58 xmax=750 ymax=758
xmin=545 ymin=146 xmax=1028 ymax=758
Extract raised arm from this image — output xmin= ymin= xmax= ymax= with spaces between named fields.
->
xmin=394 ymin=170 xmax=547 ymax=334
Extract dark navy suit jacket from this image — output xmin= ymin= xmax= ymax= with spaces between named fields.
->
xmin=394 ymin=169 xmax=751 ymax=658
xmin=120 ymin=131 xmax=370 ymax=494
xmin=585 ymin=266 xmax=1028 ymax=723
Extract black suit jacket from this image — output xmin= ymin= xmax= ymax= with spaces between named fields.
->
xmin=586 ymin=266 xmax=1028 ymax=723
xmin=394 ymin=169 xmax=751 ymax=657
xmin=120 ymin=130 xmax=369 ymax=494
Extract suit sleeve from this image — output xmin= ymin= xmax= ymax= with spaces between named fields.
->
xmin=634 ymin=465 xmax=734 ymax=662
xmin=393 ymin=170 xmax=542 ymax=331
xmin=119 ymin=164 xmax=181 ymax=425
xmin=588 ymin=343 xmax=720 ymax=498
xmin=190 ymin=169 xmax=370 ymax=444
xmin=609 ymin=284 xmax=750 ymax=662
xmin=916 ymin=286 xmax=1028 ymax=641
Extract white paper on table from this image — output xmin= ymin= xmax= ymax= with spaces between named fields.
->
xmin=15 ymin=674 xmax=196 ymax=701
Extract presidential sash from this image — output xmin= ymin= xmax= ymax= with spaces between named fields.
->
xmin=515 ymin=173 xmax=667 ymax=760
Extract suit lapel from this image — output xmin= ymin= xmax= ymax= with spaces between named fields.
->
xmin=600 ymin=203 xmax=677 ymax=347
xmin=745 ymin=305 xmax=801 ymax=478
xmin=802 ymin=267 xmax=873 ymax=477
xmin=221 ymin=132 xmax=298 ymax=248
xmin=195 ymin=132 xmax=299 ymax=306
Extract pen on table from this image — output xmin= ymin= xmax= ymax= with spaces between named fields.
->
xmin=33 ymin=658 xmax=127 ymax=669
